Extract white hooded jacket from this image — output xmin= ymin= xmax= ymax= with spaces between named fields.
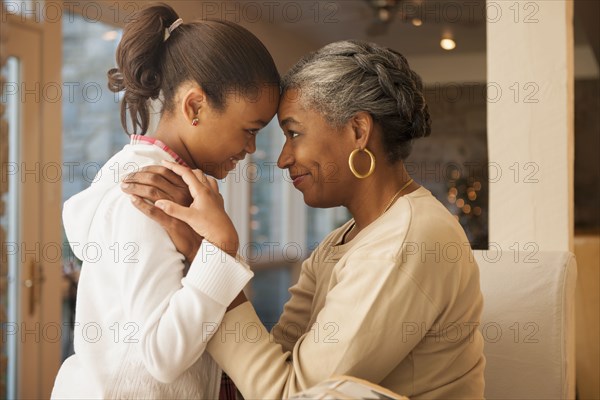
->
xmin=51 ymin=140 xmax=252 ymax=399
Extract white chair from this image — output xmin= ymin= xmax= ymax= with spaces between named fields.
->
xmin=474 ymin=250 xmax=577 ymax=399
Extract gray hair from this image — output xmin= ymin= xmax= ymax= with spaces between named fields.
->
xmin=281 ymin=40 xmax=431 ymax=162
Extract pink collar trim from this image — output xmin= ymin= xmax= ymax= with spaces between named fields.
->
xmin=130 ymin=135 xmax=189 ymax=168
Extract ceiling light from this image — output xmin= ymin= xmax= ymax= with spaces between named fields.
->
xmin=365 ymin=0 xmax=401 ymax=23
xmin=440 ymin=37 xmax=456 ymax=51
xmin=411 ymin=18 xmax=422 ymax=26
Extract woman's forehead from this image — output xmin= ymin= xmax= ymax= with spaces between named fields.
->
xmin=277 ymin=96 xmax=303 ymax=126
xmin=278 ymin=89 xmax=307 ymax=114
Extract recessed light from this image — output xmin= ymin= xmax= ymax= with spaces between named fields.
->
xmin=411 ymin=18 xmax=422 ymax=26
xmin=440 ymin=38 xmax=456 ymax=50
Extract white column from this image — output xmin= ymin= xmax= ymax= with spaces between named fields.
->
xmin=487 ymin=0 xmax=574 ymax=251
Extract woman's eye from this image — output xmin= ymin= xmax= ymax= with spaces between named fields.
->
xmin=287 ymin=130 xmax=299 ymax=139
xmin=247 ymin=129 xmax=259 ymax=136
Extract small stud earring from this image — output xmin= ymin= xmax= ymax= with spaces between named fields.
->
xmin=192 ymin=117 xmax=199 ymax=127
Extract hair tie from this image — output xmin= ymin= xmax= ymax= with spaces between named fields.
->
xmin=164 ymin=18 xmax=183 ymax=42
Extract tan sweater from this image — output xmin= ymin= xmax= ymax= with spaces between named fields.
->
xmin=207 ymin=186 xmax=486 ymax=399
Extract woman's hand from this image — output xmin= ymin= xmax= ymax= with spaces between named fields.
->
xmin=150 ymin=161 xmax=239 ymax=257
xmin=122 ymin=164 xmax=193 ymax=206
xmin=121 ymin=165 xmax=202 ymax=262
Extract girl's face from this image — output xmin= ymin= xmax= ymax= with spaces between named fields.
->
xmin=186 ymin=85 xmax=279 ymax=179
xmin=277 ymin=89 xmax=358 ymax=208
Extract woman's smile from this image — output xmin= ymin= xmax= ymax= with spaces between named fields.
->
xmin=291 ymin=173 xmax=310 ymax=187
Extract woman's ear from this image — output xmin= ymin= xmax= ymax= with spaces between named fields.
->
xmin=180 ymin=85 xmax=206 ymax=125
xmin=351 ymin=111 xmax=374 ymax=149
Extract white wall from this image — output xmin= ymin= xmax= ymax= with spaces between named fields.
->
xmin=487 ymin=0 xmax=574 ymax=252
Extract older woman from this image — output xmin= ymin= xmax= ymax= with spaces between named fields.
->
xmin=123 ymin=40 xmax=485 ymax=399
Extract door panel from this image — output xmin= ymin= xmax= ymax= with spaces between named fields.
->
xmin=2 ymin=16 xmax=62 ymax=400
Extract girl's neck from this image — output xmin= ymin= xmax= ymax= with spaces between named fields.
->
xmin=152 ymin=120 xmax=197 ymax=169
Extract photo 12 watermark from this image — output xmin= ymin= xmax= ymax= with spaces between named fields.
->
xmin=1 ymin=1 xmax=341 ymax=25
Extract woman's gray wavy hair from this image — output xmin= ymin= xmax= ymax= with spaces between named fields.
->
xmin=281 ymin=40 xmax=431 ymax=162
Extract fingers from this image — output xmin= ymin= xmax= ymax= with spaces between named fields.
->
xmin=189 ymin=169 xmax=220 ymax=195
xmin=122 ymin=168 xmax=193 ymax=206
xmin=162 ymin=161 xmax=206 ymax=188
xmin=123 ymin=170 xmax=176 ymax=194
xmin=204 ymin=174 xmax=220 ymax=194
xmin=126 ymin=165 xmax=186 ymax=187
xmin=160 ymin=160 xmax=195 ymax=179
xmin=121 ymin=181 xmax=173 ymax=203
xmin=129 ymin=194 xmax=174 ymax=228
xmin=122 ymin=171 xmax=170 ymax=195
xmin=162 ymin=160 xmax=220 ymax=196
xmin=154 ymin=198 xmax=197 ymax=229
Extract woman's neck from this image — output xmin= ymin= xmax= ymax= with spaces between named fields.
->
xmin=345 ymin=163 xmax=417 ymax=239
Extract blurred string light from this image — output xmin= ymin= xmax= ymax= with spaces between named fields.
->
xmin=446 ymin=171 xmax=483 ymax=217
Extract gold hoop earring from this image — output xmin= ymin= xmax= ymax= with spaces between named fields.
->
xmin=348 ymin=148 xmax=375 ymax=179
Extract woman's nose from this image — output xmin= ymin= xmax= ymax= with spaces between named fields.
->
xmin=277 ymin=141 xmax=294 ymax=169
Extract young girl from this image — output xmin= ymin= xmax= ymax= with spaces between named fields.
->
xmin=51 ymin=4 xmax=279 ymax=398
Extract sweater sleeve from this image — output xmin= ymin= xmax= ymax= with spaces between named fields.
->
xmin=110 ymin=195 xmax=253 ymax=383
xmin=206 ymin=254 xmax=441 ymax=399
xmin=271 ymin=257 xmax=316 ymax=353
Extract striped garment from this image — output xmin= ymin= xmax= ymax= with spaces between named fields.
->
xmin=130 ymin=134 xmax=189 ymax=167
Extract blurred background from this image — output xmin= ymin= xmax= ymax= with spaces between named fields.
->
xmin=0 ymin=0 xmax=598 ymax=398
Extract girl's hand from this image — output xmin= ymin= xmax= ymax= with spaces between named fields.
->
xmin=153 ymin=161 xmax=239 ymax=257
xmin=121 ymin=165 xmax=202 ymax=262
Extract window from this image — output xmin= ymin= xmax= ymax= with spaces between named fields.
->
xmin=1 ymin=56 xmax=21 ymax=400
xmin=61 ymin=12 xmax=124 ymax=360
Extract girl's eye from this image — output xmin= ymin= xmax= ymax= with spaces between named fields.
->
xmin=247 ymin=129 xmax=259 ymax=136
xmin=287 ymin=130 xmax=299 ymax=139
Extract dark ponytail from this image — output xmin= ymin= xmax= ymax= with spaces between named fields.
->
xmin=108 ymin=3 xmax=280 ymax=136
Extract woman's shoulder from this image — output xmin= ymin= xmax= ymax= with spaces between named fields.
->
xmin=402 ymin=186 xmax=470 ymax=242
xmin=350 ymin=186 xmax=471 ymax=260
xmin=345 ymin=186 xmax=480 ymax=302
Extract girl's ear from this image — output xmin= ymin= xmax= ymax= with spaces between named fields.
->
xmin=180 ymin=85 xmax=206 ymax=124
xmin=351 ymin=111 xmax=374 ymax=149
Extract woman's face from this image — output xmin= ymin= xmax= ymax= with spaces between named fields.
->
xmin=186 ymin=85 xmax=279 ymax=179
xmin=277 ymin=89 xmax=357 ymax=208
